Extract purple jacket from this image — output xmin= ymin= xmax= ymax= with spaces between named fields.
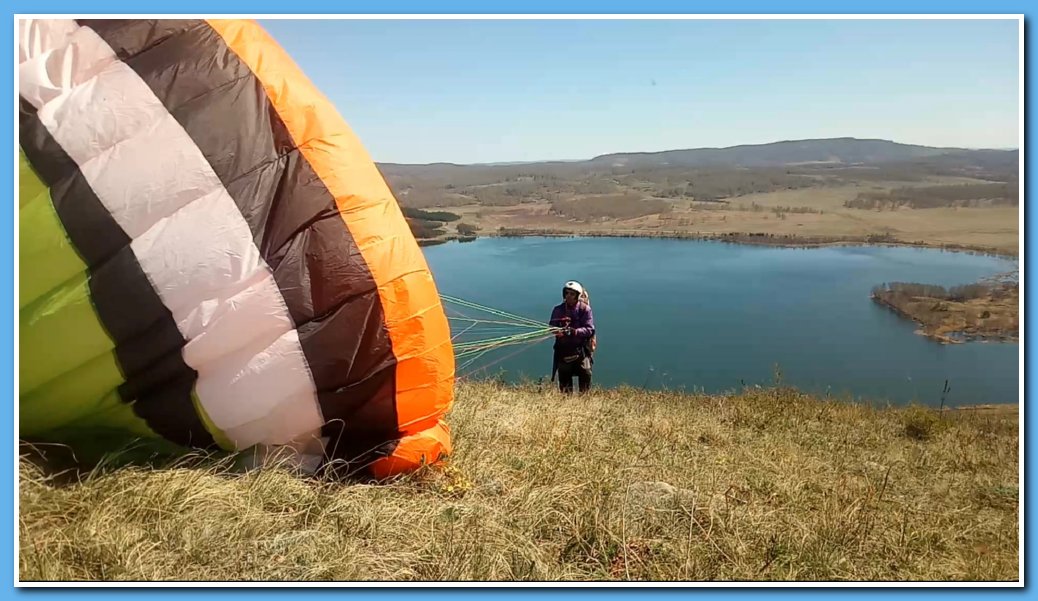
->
xmin=549 ymin=301 xmax=595 ymax=356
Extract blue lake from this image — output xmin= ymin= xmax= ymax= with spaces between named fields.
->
xmin=423 ymin=237 xmax=1019 ymax=407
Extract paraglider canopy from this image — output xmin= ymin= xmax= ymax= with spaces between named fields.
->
xmin=18 ymin=18 xmax=455 ymax=478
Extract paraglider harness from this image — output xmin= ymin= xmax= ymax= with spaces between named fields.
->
xmin=550 ymin=288 xmax=596 ymax=382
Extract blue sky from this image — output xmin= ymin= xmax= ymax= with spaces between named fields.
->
xmin=270 ymin=19 xmax=1015 ymax=164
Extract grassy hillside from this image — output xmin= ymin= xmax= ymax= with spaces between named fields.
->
xmin=19 ymin=381 xmax=1018 ymax=582
xmin=376 ymin=138 xmax=1018 ymax=254
xmin=377 ymin=138 xmax=1017 ymax=210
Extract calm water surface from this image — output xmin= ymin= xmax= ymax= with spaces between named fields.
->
xmin=423 ymin=237 xmax=1019 ymax=407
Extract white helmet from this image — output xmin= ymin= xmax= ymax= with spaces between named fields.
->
xmin=562 ymin=280 xmax=584 ymax=296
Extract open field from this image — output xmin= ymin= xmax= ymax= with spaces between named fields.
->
xmin=387 ymin=141 xmax=1019 ymax=255
xmin=434 ymin=192 xmax=1018 ymax=255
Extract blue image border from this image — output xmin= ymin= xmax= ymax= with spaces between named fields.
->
xmin=1 ymin=0 xmax=1029 ymax=597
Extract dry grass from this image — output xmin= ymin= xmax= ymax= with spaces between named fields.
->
xmin=442 ymin=188 xmax=1018 ymax=255
xmin=551 ymin=195 xmax=671 ymax=222
xmin=732 ymin=185 xmax=868 ymax=211
xmin=19 ymin=381 xmax=1018 ymax=582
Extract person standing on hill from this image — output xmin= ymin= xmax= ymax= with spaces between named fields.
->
xmin=549 ymin=280 xmax=596 ymax=394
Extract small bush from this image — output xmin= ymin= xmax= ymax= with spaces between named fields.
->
xmin=456 ymin=222 xmax=479 ymax=236
xmin=901 ymin=405 xmax=944 ymax=441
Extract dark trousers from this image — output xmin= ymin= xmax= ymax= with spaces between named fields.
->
xmin=557 ymin=359 xmax=592 ymax=394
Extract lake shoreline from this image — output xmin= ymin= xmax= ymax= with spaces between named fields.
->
xmin=418 ymin=229 xmax=1018 ymax=260
xmin=870 ymin=280 xmax=1019 ymax=345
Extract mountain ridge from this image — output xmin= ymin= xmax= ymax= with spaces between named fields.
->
xmin=377 ymin=137 xmax=1016 ymax=169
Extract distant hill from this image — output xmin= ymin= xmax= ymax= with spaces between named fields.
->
xmin=380 ymin=138 xmax=1008 ymax=171
xmin=376 ymin=138 xmax=1018 ymax=211
xmin=585 ymin=138 xmax=963 ymax=168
